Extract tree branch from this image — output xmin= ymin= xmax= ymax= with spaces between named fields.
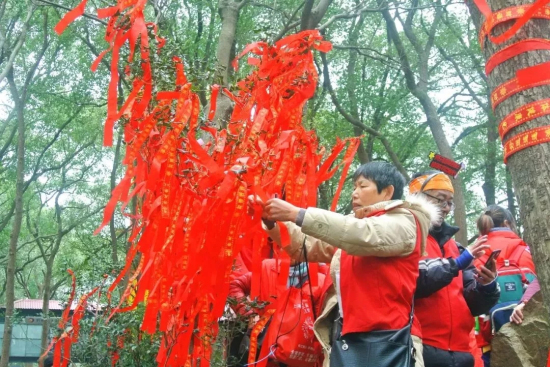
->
xmin=381 ymin=4 xmax=418 ymax=93
xmin=0 ymin=3 xmax=36 ymax=85
xmin=33 ymin=0 xmax=108 ymax=25
xmin=321 ymin=53 xmax=410 ymax=180
xmin=452 ymin=124 xmax=486 ymax=148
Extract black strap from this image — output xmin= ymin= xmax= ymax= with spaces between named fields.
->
xmin=302 ymin=236 xmax=318 ymax=320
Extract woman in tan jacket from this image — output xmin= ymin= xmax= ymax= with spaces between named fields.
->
xmin=250 ymin=162 xmax=439 ymax=367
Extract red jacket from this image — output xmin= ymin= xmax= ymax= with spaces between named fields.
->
xmin=474 ymin=229 xmax=536 ymax=348
xmin=415 ymin=236 xmax=474 ymax=352
xmin=474 ymin=229 xmax=536 ymax=274
xmin=229 ymin=259 xmax=326 ymax=316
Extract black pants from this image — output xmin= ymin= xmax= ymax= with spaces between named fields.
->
xmin=423 ymin=344 xmax=474 ymax=367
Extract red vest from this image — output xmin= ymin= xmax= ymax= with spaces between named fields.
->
xmin=474 ymin=230 xmax=535 ymax=273
xmin=339 ymin=215 xmax=421 ymax=335
xmin=415 ymin=236 xmax=473 ymax=352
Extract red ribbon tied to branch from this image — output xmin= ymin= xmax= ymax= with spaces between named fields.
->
xmin=54 ymin=2 xmax=358 ymax=366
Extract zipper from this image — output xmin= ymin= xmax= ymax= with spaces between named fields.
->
xmin=440 ymin=242 xmax=453 ymax=351
xmin=447 ymin=285 xmax=453 ymax=350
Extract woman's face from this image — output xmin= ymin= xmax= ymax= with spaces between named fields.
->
xmin=351 ymin=175 xmax=393 ymax=210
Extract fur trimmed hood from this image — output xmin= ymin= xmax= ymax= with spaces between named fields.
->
xmin=405 ymin=193 xmax=442 ymax=229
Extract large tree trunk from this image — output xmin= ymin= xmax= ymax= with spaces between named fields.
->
xmin=467 ymin=1 xmax=550 ymax=315
xmin=0 ymin=70 xmax=26 ymax=367
xmin=418 ymin=95 xmax=469 ymax=245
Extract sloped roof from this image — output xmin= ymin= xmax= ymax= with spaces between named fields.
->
xmin=13 ymin=299 xmax=70 ymax=310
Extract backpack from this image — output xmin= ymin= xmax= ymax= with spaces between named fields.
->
xmin=484 ymin=245 xmax=537 ymax=337
xmin=494 ymin=245 xmax=536 ymax=304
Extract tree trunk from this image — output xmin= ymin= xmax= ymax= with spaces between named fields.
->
xmin=467 ymin=1 xmax=550 ymax=315
xmin=0 ymin=70 xmax=26 ymax=367
xmin=110 ymin=132 xmax=123 ymax=265
xmin=40 ymin=261 xmax=53 ymax=357
xmin=212 ymin=0 xmax=241 ymax=128
xmin=505 ymin=166 xmax=518 ymax=222
xmin=483 ymin=111 xmax=498 ymax=205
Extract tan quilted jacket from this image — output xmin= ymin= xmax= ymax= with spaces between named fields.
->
xmin=265 ymin=194 xmax=440 ymax=367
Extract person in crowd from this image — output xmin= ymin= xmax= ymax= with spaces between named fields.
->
xmin=249 ymin=162 xmax=440 ymax=367
xmin=510 ymin=278 xmax=540 ymax=325
xmin=229 ymin=258 xmax=326 ymax=316
xmin=42 ymin=355 xmax=54 ymax=367
xmin=474 ymin=205 xmax=535 ymax=274
xmin=228 ymin=258 xmax=326 ymax=367
xmin=409 ymin=171 xmax=500 ymax=367
xmin=474 ymin=205 xmax=536 ymax=366
xmin=509 ymin=278 xmax=550 ymax=367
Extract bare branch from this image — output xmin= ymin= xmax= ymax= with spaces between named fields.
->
xmin=452 ymin=124 xmax=486 ymax=147
xmin=380 ymin=4 xmax=418 ymax=93
xmin=321 ymin=53 xmax=410 ymax=180
xmin=0 ymin=4 xmax=36 ymax=85
xmin=318 ymin=3 xmax=385 ymax=31
xmin=22 ymin=11 xmax=50 ymax=102
xmin=437 ymin=44 xmax=488 ymax=112
xmin=23 ymin=106 xmax=84 ymax=190
xmin=248 ymin=2 xmax=290 ymax=19
xmin=33 ymin=0 xmax=108 ymax=25
xmin=274 ymin=1 xmax=305 ymax=41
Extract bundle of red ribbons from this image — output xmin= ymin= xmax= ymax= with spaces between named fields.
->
xmin=50 ymin=1 xmax=359 ymax=366
xmin=474 ymin=0 xmax=550 ymax=162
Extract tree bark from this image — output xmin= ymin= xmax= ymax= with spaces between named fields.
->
xmin=467 ymin=0 xmax=550 ymax=315
xmin=212 ymin=0 xmax=242 ymax=128
xmin=483 ymin=108 xmax=498 ymax=206
xmin=0 ymin=69 xmax=25 ymax=367
xmin=110 ymin=132 xmax=123 ymax=265
xmin=505 ymin=166 xmax=517 ymax=221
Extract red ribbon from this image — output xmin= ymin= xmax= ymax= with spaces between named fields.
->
xmin=479 ymin=5 xmax=550 ymax=48
xmin=489 ymin=0 xmax=550 ymax=45
xmin=517 ymin=61 xmax=550 ymax=86
xmin=54 ymin=0 xmax=88 ymax=35
xmin=472 ymin=0 xmax=493 ymax=18
xmin=55 ymin=5 xmax=357 ymax=364
xmin=503 ymin=125 xmax=550 ymax=162
xmin=485 ymin=39 xmax=550 ymax=75
xmin=491 ymin=74 xmax=550 ymax=111
xmin=499 ymin=98 xmax=550 ymax=138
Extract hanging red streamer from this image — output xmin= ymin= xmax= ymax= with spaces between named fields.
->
xmin=54 ymin=1 xmax=359 ymax=366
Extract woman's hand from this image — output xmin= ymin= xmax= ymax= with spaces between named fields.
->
xmin=468 ymin=235 xmax=490 ymax=259
xmin=353 ymin=206 xmax=377 ymax=219
xmin=510 ymin=302 xmax=526 ymax=324
xmin=248 ymin=195 xmax=275 ymax=228
xmin=264 ymin=198 xmax=301 ymax=223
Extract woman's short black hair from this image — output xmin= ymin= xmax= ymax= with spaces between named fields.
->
xmin=353 ymin=162 xmax=405 ymax=200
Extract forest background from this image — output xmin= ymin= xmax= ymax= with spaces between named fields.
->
xmin=0 ymin=0 xmax=515 ymax=365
